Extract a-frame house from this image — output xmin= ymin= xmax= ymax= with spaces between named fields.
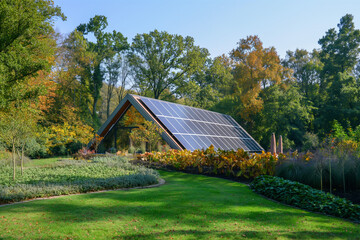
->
xmin=90 ymin=94 xmax=263 ymax=153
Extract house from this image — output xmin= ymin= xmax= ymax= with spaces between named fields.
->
xmin=90 ymin=94 xmax=263 ymax=153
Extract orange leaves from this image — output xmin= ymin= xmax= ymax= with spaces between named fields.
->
xmin=122 ymin=106 xmax=145 ymax=127
xmin=230 ymin=35 xmax=292 ymax=122
xmin=144 ymin=145 xmax=278 ymax=179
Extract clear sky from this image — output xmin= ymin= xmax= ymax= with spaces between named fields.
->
xmin=53 ymin=0 xmax=360 ymax=58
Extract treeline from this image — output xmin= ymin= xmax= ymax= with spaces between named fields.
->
xmin=1 ymin=0 xmax=360 ymax=158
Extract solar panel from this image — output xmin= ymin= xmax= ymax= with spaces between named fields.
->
xmin=138 ymin=96 xmax=264 ymax=152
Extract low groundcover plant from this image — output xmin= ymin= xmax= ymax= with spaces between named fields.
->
xmin=250 ymin=175 xmax=360 ymax=223
xmin=0 ymin=156 xmax=159 ymax=204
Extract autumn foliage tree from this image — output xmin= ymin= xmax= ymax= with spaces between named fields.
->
xmin=230 ymin=35 xmax=291 ymax=128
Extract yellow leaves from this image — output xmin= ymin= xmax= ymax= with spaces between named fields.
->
xmin=45 ymin=120 xmax=93 ymax=152
xmin=230 ymin=35 xmax=293 ymax=122
xmin=337 ymin=140 xmax=358 ymax=153
xmin=143 ymin=146 xmax=278 ymax=179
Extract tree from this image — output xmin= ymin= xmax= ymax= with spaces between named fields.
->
xmin=316 ymin=72 xmax=360 ymax=131
xmin=317 ymin=14 xmax=360 ymax=132
xmin=115 ymin=54 xmax=132 ymax=105
xmin=319 ymin=14 xmax=360 ymax=80
xmin=0 ymin=103 xmax=38 ymax=180
xmin=51 ymin=30 xmax=94 ymax=125
xmin=230 ymin=35 xmax=291 ymax=129
xmin=128 ymin=30 xmax=209 ymax=99
xmin=129 ymin=121 xmax=164 ymax=152
xmin=178 ymin=56 xmax=233 ymax=109
xmin=104 ymin=55 xmax=121 ymax=118
xmin=0 ymin=0 xmax=65 ymax=109
xmin=255 ymin=85 xmax=312 ymax=150
xmin=77 ymin=15 xmax=129 ymax=127
xmin=282 ymin=49 xmax=321 ymax=101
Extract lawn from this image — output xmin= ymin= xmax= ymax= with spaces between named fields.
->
xmin=0 ymin=170 xmax=359 ymax=239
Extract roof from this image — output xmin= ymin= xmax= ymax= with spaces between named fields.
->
xmin=92 ymin=94 xmax=264 ymax=152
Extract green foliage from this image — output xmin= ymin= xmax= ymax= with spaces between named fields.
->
xmin=76 ymin=15 xmax=129 ymax=128
xmin=319 ymin=14 xmax=360 ymax=78
xmin=178 ymin=56 xmax=233 ymax=109
xmin=315 ymin=14 xmax=360 ymax=133
xmin=128 ymin=29 xmax=209 ymax=99
xmin=130 ymin=120 xmax=164 ymax=152
xmin=0 ymin=156 xmax=159 ymax=204
xmin=302 ymin=132 xmax=319 ymax=151
xmin=0 ymin=0 xmax=65 ymax=109
xmin=254 ymin=85 xmax=312 ymax=149
xmin=250 ymin=175 xmax=360 ymax=223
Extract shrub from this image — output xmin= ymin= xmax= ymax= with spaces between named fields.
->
xmin=302 ymin=132 xmax=319 ymax=151
xmin=142 ymin=145 xmax=277 ymax=179
xmin=250 ymin=175 xmax=360 ymax=223
xmin=276 ymin=140 xmax=360 ymax=192
xmin=73 ymin=147 xmax=96 ymax=160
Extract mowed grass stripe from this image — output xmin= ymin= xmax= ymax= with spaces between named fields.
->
xmin=0 ymin=171 xmax=359 ymax=240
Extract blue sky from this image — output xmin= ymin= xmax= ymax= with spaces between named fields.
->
xmin=53 ymin=0 xmax=360 ymax=58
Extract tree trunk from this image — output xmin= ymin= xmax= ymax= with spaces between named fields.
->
xmin=106 ymin=96 xmax=111 ymax=118
xmin=329 ymin=158 xmax=332 ymax=194
xmin=320 ymin=168 xmax=323 ymax=191
xmin=342 ymin=160 xmax=346 ymax=193
xmin=12 ymin=141 xmax=16 ymax=181
xmin=21 ymin=144 xmax=24 ymax=176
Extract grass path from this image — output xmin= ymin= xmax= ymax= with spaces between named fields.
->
xmin=0 ymin=170 xmax=359 ymax=239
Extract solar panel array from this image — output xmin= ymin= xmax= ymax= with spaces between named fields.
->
xmin=138 ymin=96 xmax=264 ymax=152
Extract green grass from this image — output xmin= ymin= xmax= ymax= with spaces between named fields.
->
xmin=25 ymin=156 xmax=69 ymax=167
xmin=0 ymin=171 xmax=358 ymax=239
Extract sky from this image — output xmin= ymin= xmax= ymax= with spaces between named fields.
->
xmin=53 ymin=0 xmax=360 ymax=59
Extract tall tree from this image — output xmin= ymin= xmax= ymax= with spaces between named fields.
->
xmin=317 ymin=14 xmax=360 ymax=132
xmin=52 ymin=30 xmax=94 ymax=125
xmin=115 ymin=54 xmax=132 ymax=105
xmin=178 ymin=56 xmax=233 ymax=109
xmin=319 ymin=14 xmax=360 ymax=80
xmin=282 ymin=49 xmax=321 ymax=101
xmin=128 ymin=30 xmax=209 ymax=99
xmin=230 ymin=35 xmax=291 ymax=129
xmin=104 ymin=54 xmax=121 ymax=118
xmin=0 ymin=0 xmax=65 ymax=109
xmin=256 ymin=85 xmax=312 ymax=149
xmin=77 ymin=15 xmax=129 ymax=127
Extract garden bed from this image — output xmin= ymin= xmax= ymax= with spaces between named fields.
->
xmin=250 ymin=175 xmax=360 ymax=223
xmin=0 ymin=156 xmax=159 ymax=204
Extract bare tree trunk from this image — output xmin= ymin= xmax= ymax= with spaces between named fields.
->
xmin=21 ymin=144 xmax=24 ymax=176
xmin=329 ymin=158 xmax=332 ymax=194
xmin=12 ymin=141 xmax=16 ymax=181
xmin=342 ymin=159 xmax=346 ymax=193
xmin=320 ymin=168 xmax=323 ymax=191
